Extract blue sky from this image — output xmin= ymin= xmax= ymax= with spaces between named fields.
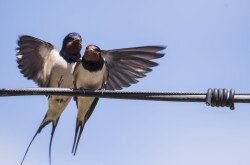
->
xmin=0 ymin=0 xmax=250 ymax=164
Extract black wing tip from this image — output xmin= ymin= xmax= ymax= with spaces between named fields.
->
xmin=17 ymin=35 xmax=49 ymax=46
xmin=151 ymin=52 xmax=165 ymax=59
xmin=17 ymin=35 xmax=27 ymax=46
xmin=135 ymin=45 xmax=167 ymax=52
xmin=146 ymin=46 xmax=166 ymax=58
xmin=18 ymin=34 xmax=31 ymax=38
xmin=150 ymin=45 xmax=167 ymax=51
xmin=17 ymin=35 xmax=33 ymax=43
xmin=107 ymin=45 xmax=167 ymax=53
xmin=152 ymin=62 xmax=159 ymax=67
xmin=18 ymin=35 xmax=39 ymax=40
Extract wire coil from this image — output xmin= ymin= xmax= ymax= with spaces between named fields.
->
xmin=206 ymin=88 xmax=235 ymax=110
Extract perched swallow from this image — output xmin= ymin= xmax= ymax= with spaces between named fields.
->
xmin=16 ymin=32 xmax=82 ymax=164
xmin=72 ymin=45 xmax=166 ymax=155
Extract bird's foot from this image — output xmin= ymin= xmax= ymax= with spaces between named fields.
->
xmin=100 ymin=89 xmax=105 ymax=95
xmin=79 ymin=87 xmax=85 ymax=92
xmin=79 ymin=87 xmax=86 ymax=96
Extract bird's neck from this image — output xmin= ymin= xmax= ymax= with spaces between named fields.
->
xmin=60 ymin=49 xmax=81 ymax=63
xmin=81 ymin=57 xmax=104 ymax=72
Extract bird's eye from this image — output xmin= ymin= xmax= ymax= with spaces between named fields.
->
xmin=66 ymin=37 xmax=72 ymax=42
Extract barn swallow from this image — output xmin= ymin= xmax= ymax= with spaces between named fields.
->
xmin=16 ymin=32 xmax=82 ymax=164
xmin=72 ymin=45 xmax=166 ymax=155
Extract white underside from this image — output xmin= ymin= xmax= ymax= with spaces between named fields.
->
xmin=74 ymin=63 xmax=107 ymax=121
xmin=44 ymin=53 xmax=76 ymax=122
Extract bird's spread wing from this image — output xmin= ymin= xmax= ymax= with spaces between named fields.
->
xmin=101 ymin=46 xmax=166 ymax=90
xmin=16 ymin=35 xmax=60 ymax=87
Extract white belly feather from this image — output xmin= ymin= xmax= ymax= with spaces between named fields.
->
xmin=45 ymin=55 xmax=76 ymax=122
xmin=76 ymin=64 xmax=106 ymax=90
xmin=49 ymin=57 xmax=76 ymax=88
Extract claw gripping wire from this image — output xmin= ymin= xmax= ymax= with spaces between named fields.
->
xmin=206 ymin=88 xmax=235 ymax=110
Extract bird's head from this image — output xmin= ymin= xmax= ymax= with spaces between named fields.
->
xmin=60 ymin=32 xmax=82 ymax=63
xmin=62 ymin=32 xmax=82 ymax=54
xmin=83 ymin=45 xmax=101 ymax=62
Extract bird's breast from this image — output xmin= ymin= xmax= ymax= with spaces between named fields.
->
xmin=76 ymin=64 xmax=106 ymax=90
xmin=49 ymin=58 xmax=76 ymax=88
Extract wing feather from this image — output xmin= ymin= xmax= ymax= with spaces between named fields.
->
xmin=110 ymin=46 xmax=165 ymax=53
xmin=102 ymin=46 xmax=166 ymax=90
xmin=16 ymin=35 xmax=60 ymax=87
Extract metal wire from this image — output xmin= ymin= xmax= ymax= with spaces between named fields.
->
xmin=1 ymin=88 xmax=250 ymax=109
xmin=0 ymin=87 xmax=205 ymax=100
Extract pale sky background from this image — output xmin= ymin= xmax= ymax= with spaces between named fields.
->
xmin=0 ymin=0 xmax=250 ymax=165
